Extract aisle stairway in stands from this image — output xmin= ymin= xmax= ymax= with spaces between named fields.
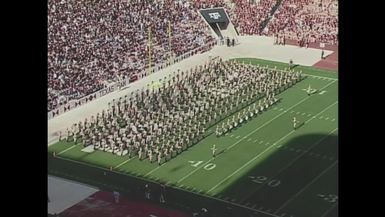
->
xmin=259 ymin=0 xmax=283 ymax=33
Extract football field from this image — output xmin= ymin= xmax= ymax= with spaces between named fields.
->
xmin=48 ymin=58 xmax=338 ymax=217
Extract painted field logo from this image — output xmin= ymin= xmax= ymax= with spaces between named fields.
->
xmin=208 ymin=12 xmax=221 ymax=19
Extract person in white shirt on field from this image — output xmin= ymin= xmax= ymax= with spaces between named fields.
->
xmin=211 ymin=144 xmax=217 ymax=157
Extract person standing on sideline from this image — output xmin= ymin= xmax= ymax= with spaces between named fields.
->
xmin=160 ymin=183 xmax=166 ymax=203
xmin=321 ymin=50 xmax=325 ymax=59
xmin=145 ymin=184 xmax=151 ymax=199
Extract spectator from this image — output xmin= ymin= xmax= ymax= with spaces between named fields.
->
xmin=144 ymin=184 xmax=151 ymax=199
xmin=160 ymin=183 xmax=166 ymax=203
xmin=48 ymin=0 xmax=215 ymax=112
xmin=266 ymin=0 xmax=338 ymax=46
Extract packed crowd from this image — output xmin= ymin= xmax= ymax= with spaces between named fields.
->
xmin=193 ymin=0 xmax=278 ymax=35
xmin=193 ymin=0 xmax=226 ymax=8
xmin=62 ymin=59 xmax=303 ymax=165
xmin=230 ymin=0 xmax=277 ymax=35
xmin=48 ymin=0 xmax=215 ymax=111
xmin=192 ymin=0 xmax=338 ymax=45
xmin=265 ymin=0 xmax=338 ymax=45
xmin=48 ymin=0 xmax=337 ymax=112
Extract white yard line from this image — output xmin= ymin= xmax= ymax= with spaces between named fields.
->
xmin=320 ymin=202 xmax=338 ymax=217
xmin=145 ymin=162 xmax=167 ymax=176
xmin=177 ymin=80 xmax=336 ymax=184
xmin=273 ymin=101 xmax=337 ymax=145
xmin=50 ymin=155 xmax=279 ymax=217
xmin=114 ymin=157 xmax=135 ymax=169
xmin=57 ymin=145 xmax=76 ymax=155
xmin=303 ymin=73 xmax=337 ymax=81
xmin=274 ymin=161 xmax=338 ymax=214
xmin=207 ymin=100 xmax=338 ymax=193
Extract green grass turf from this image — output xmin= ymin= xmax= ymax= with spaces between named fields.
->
xmin=48 ymin=58 xmax=338 ymax=217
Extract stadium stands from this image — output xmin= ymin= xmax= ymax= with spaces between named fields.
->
xmin=229 ymin=0 xmax=278 ymax=35
xmin=265 ymin=0 xmax=338 ymax=46
xmin=48 ymin=0 xmax=337 ymax=114
xmin=48 ymin=0 xmax=215 ymax=112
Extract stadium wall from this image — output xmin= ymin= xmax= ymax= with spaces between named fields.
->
xmin=49 ymin=154 xmax=262 ymax=217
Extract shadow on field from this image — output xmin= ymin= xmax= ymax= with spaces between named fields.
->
xmin=170 ymin=164 xmax=185 ymax=172
xmin=213 ymin=133 xmax=338 ymax=217
xmin=48 ymin=133 xmax=338 ymax=217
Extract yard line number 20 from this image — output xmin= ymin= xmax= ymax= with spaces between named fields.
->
xmin=249 ymin=176 xmax=281 ymax=187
